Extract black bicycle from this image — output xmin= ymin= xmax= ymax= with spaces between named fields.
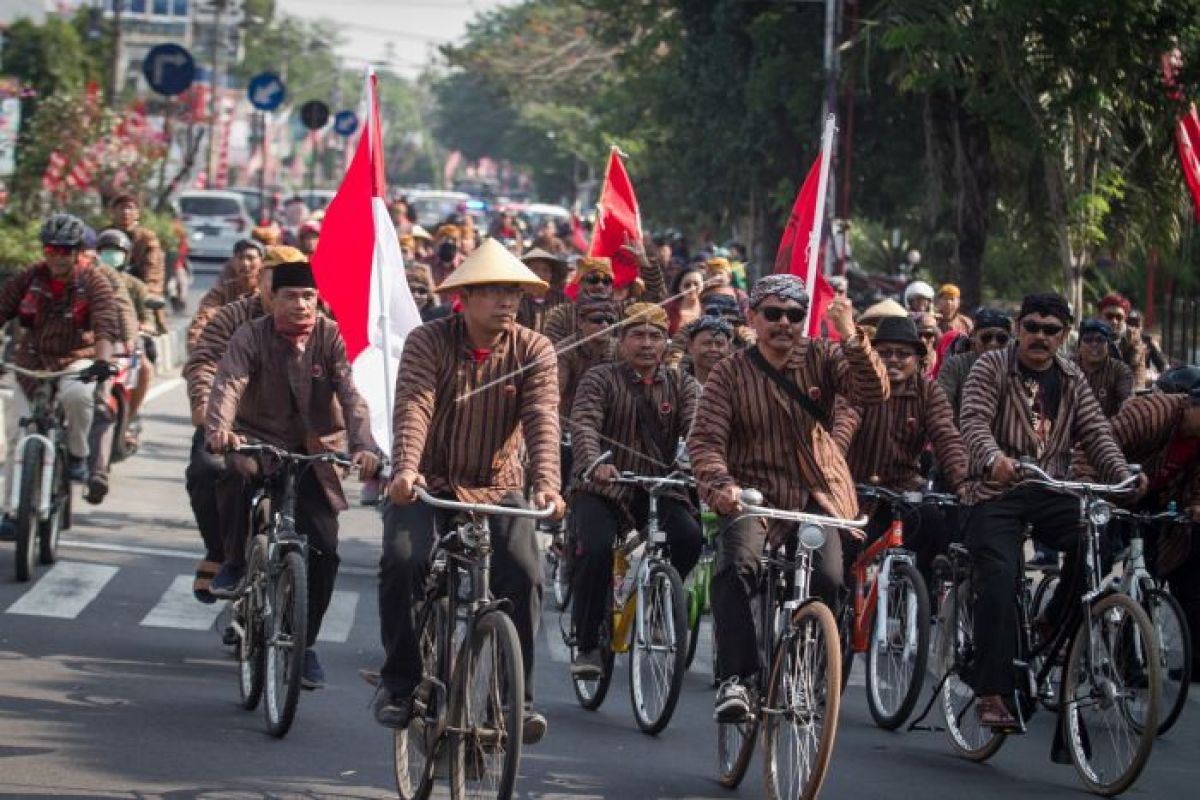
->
xmin=229 ymin=443 xmax=352 ymax=738
xmin=392 ymin=487 xmax=555 ymax=800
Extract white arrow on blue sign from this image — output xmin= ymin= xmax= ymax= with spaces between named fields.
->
xmin=334 ymin=110 xmax=359 ymax=137
xmin=142 ymin=43 xmax=196 ymax=97
xmin=247 ymin=72 xmax=287 ymax=112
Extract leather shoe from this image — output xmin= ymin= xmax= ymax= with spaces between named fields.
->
xmin=976 ymin=695 xmax=1017 ymax=729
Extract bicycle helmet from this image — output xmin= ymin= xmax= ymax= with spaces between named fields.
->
xmin=40 ymin=213 xmax=87 ymax=248
xmin=904 ymin=280 xmax=935 ymax=308
xmin=1156 ymin=365 xmax=1200 ymax=401
xmin=96 ymin=228 xmax=132 ymax=253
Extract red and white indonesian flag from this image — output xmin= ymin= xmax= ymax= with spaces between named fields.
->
xmin=312 ymin=69 xmax=421 ymax=451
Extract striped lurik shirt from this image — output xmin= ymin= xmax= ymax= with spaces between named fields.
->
xmin=184 ymin=295 xmax=265 ymax=419
xmin=542 ymin=257 xmax=668 ymax=346
xmin=517 ymin=287 xmax=569 ymax=334
xmin=959 ymin=344 xmax=1132 ymax=504
xmin=936 ymin=350 xmax=980 ymax=425
xmin=839 ymin=374 xmax=968 ymax=491
xmin=557 ymin=335 xmax=616 ymax=415
xmin=1107 ymin=393 xmax=1196 ymax=508
xmin=688 ymin=334 xmax=889 ymax=521
xmin=1076 ymin=355 xmax=1133 ymax=418
xmin=392 ymin=314 xmax=561 ymax=504
xmin=569 ymin=361 xmax=701 ymax=515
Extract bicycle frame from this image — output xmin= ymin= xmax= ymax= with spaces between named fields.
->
xmin=847 ymin=520 xmax=915 ymax=653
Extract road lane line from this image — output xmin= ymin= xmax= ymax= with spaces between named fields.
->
xmin=141 ymin=575 xmax=225 ymax=630
xmin=5 ymin=561 xmax=118 ymax=619
xmin=58 ymin=539 xmax=376 ymax=576
xmin=317 ymin=590 xmax=359 ymax=643
xmin=142 ymin=376 xmax=183 ymax=406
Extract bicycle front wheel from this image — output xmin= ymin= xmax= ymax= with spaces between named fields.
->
xmin=395 ymin=597 xmax=446 ymax=800
xmin=450 ymin=610 xmax=524 ymax=800
xmin=1143 ymin=587 xmax=1191 ymax=736
xmin=763 ymin=600 xmax=842 ymax=800
xmin=629 ymin=561 xmax=688 ymax=735
xmin=1062 ymin=592 xmax=1160 ymax=796
xmin=866 ymin=561 xmax=930 ymax=730
xmin=263 ymin=550 xmax=308 ymax=738
xmin=14 ymin=439 xmax=43 ymax=582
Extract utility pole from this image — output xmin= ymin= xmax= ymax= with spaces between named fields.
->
xmin=204 ymin=0 xmax=228 ymax=186
xmin=110 ymin=0 xmax=124 ymax=103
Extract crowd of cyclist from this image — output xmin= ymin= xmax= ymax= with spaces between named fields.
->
xmin=0 ymin=197 xmax=1197 ymax=779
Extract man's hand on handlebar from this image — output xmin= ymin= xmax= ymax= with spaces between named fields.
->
xmin=353 ymin=451 xmax=381 ymax=480
xmin=81 ymin=360 xmax=117 ymax=382
xmin=388 ymin=470 xmax=422 ymax=505
xmin=712 ymin=484 xmax=743 ymax=516
xmin=991 ymin=455 xmax=1020 ymax=485
xmin=534 ymin=489 xmax=566 ymax=521
xmin=593 ymin=464 xmax=619 ymax=484
xmin=207 ymin=429 xmax=243 ymax=453
xmin=1130 ymin=472 xmax=1149 ymax=500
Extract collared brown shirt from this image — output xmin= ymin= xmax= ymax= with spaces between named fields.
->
xmin=959 ymin=344 xmax=1132 ymax=504
xmin=688 ymin=334 xmax=889 ymax=521
xmin=392 ymin=315 xmax=561 ymax=504
xmin=1076 ymin=355 xmax=1133 ymax=418
xmin=187 ymin=258 xmax=258 ymax=352
xmin=838 ymin=374 xmax=968 ymax=492
xmin=557 ymin=336 xmax=616 ymax=414
xmin=206 ymin=314 xmax=377 ymax=511
xmin=184 ymin=295 xmax=265 ymax=418
xmin=570 ymin=361 xmax=701 ymax=514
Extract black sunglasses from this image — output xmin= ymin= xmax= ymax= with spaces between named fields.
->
xmin=583 ymin=274 xmax=613 ymax=286
xmin=761 ymin=307 xmax=805 ymax=324
xmin=1022 ymin=320 xmax=1065 ymax=337
xmin=979 ymin=331 xmax=1009 ymax=346
xmin=875 ymin=346 xmax=916 ymax=361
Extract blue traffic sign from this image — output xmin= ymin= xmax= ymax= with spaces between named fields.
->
xmin=247 ymin=72 xmax=286 ymax=112
xmin=334 ymin=110 xmax=359 ymax=137
xmin=142 ymin=43 xmax=195 ymax=97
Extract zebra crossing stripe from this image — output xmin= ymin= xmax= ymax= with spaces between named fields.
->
xmin=317 ymin=590 xmax=358 ymax=643
xmin=5 ymin=562 xmax=118 ymax=619
xmin=141 ymin=575 xmax=225 ymax=630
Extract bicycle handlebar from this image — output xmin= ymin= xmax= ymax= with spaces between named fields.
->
xmin=233 ymin=442 xmax=354 ymax=468
xmin=738 ymin=488 xmax=868 ymax=530
xmin=581 ymin=450 xmax=613 ymax=482
xmin=1 ymin=362 xmax=86 ymax=381
xmin=857 ymin=484 xmax=958 ymax=506
xmin=415 ymin=487 xmax=556 ymax=520
xmin=1017 ymin=458 xmax=1141 ymax=496
xmin=1111 ymin=507 xmax=1191 ymax=526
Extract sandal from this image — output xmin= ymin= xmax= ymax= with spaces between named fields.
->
xmin=193 ymin=560 xmax=221 ymax=604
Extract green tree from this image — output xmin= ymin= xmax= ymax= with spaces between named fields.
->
xmin=0 ymin=16 xmax=97 ymax=118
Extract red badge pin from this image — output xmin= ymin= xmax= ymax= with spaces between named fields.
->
xmin=311 ymin=363 xmax=324 ymax=379
xmin=808 ymin=387 xmax=822 ymax=402
xmin=660 ymin=401 xmax=672 ymax=414
xmin=503 ymin=384 xmax=517 ymax=397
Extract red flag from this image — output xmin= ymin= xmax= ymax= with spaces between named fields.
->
xmin=774 ymin=153 xmax=839 ymax=340
xmin=311 ymin=70 xmax=421 ymax=450
xmin=570 ymin=211 xmax=589 ymax=253
xmin=587 ymin=148 xmax=642 ymax=288
xmin=1177 ymin=110 xmax=1200 ymax=223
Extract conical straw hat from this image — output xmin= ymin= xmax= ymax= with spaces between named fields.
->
xmin=437 ymin=238 xmax=549 ymax=295
xmin=858 ymin=297 xmax=908 ymax=325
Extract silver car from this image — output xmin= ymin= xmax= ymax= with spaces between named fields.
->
xmin=177 ymin=190 xmax=253 ymax=265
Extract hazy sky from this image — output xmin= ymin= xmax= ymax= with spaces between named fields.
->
xmin=278 ymin=0 xmax=512 ymax=77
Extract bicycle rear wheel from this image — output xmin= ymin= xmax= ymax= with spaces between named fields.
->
xmin=629 ymin=561 xmax=688 ymax=735
xmin=571 ymin=599 xmax=615 ymax=711
xmin=1063 ymin=592 xmax=1159 ymax=796
xmin=716 ymin=704 xmax=759 ymax=789
xmin=683 ymin=557 xmax=710 ymax=670
xmin=938 ymin=581 xmax=1006 ymax=762
xmin=1142 ymin=587 xmax=1191 ymax=736
xmin=763 ymin=601 xmax=842 ymax=800
xmin=395 ymin=597 xmax=446 ymax=800
xmin=263 ymin=550 xmax=308 ymax=738
xmin=450 ymin=610 xmax=524 ymax=800
xmin=866 ymin=561 xmax=930 ymax=730
xmin=14 ymin=439 xmax=43 ymax=582
xmin=837 ymin=598 xmax=854 ymax=695
xmin=37 ymin=449 xmax=66 ymax=565
xmin=236 ymin=596 xmax=264 ymax=711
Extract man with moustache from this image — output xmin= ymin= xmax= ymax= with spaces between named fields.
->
xmin=566 ymin=302 xmax=703 ymax=678
xmin=688 ymin=273 xmax=889 ymax=721
xmin=958 ymin=292 xmax=1145 ymax=728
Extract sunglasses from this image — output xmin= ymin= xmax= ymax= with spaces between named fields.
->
xmin=43 ymin=244 xmax=76 ymax=257
xmin=1022 ymin=320 xmax=1065 ymax=337
xmin=760 ymin=307 xmax=805 ymax=324
xmin=875 ymin=347 xmax=916 ymax=361
xmin=583 ymin=274 xmax=613 ymax=286
xmin=978 ymin=332 xmax=1010 ymax=346
xmin=583 ymin=315 xmax=616 ymax=326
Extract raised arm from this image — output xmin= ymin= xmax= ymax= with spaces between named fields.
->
xmin=829 ymin=332 xmax=890 ymax=406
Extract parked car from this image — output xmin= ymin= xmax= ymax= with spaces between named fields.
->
xmin=405 ymin=189 xmax=471 ymax=229
xmin=227 ymin=186 xmax=273 ymax=224
xmin=176 ymin=190 xmax=253 ymax=265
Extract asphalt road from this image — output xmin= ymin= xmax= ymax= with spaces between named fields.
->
xmin=1 ymin=316 xmax=1198 ymax=799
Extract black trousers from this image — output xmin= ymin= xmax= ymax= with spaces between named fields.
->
xmin=710 ymin=504 xmax=845 ymax=682
xmin=569 ymin=491 xmax=702 ymax=652
xmin=379 ymin=491 xmax=541 ymax=704
xmin=1160 ymin=522 xmax=1200 ymax=681
xmin=859 ymin=499 xmax=948 ymax=586
xmin=965 ymin=486 xmax=1084 ymax=696
xmin=185 ymin=427 xmax=225 ymax=563
xmin=216 ymin=463 xmax=340 ymax=647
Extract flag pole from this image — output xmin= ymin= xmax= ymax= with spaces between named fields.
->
xmin=803 ymin=113 xmax=837 ymax=334
xmin=367 ymin=68 xmax=395 ymax=450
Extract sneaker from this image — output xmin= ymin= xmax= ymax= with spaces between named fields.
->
xmin=66 ymin=456 xmax=87 ymax=483
xmin=570 ymin=649 xmax=604 ymax=680
xmin=522 ymin=710 xmax=547 ymax=745
xmin=373 ymin=688 xmax=414 ymax=729
xmin=301 ymin=649 xmax=326 ymax=690
xmin=209 ymin=563 xmax=245 ymax=598
xmin=84 ymin=473 xmax=108 ymax=505
xmin=0 ymin=517 xmax=15 ymax=542
xmin=715 ymin=677 xmax=751 ymax=723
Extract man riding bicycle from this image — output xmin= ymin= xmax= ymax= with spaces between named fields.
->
xmin=958 ymin=292 xmax=1146 ymax=728
xmin=687 ymin=273 xmax=888 ymax=722
xmin=567 ymin=302 xmax=703 ymax=679
xmin=0 ymin=213 xmax=120 ymax=521
xmin=378 ymin=240 xmax=565 ymax=744
xmin=205 ymin=256 xmax=381 ymax=689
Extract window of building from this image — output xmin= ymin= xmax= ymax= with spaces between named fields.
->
xmin=174 ymin=0 xmax=189 ymax=16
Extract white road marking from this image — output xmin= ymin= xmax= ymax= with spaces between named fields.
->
xmin=140 ymin=575 xmax=225 ymax=630
xmin=59 ymin=539 xmax=376 ymax=576
xmin=5 ymin=561 xmax=118 ymax=619
xmin=142 ymin=377 xmax=183 ymax=406
xmin=848 ymin=656 xmax=865 ymax=687
xmin=317 ymin=590 xmax=359 ymax=643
